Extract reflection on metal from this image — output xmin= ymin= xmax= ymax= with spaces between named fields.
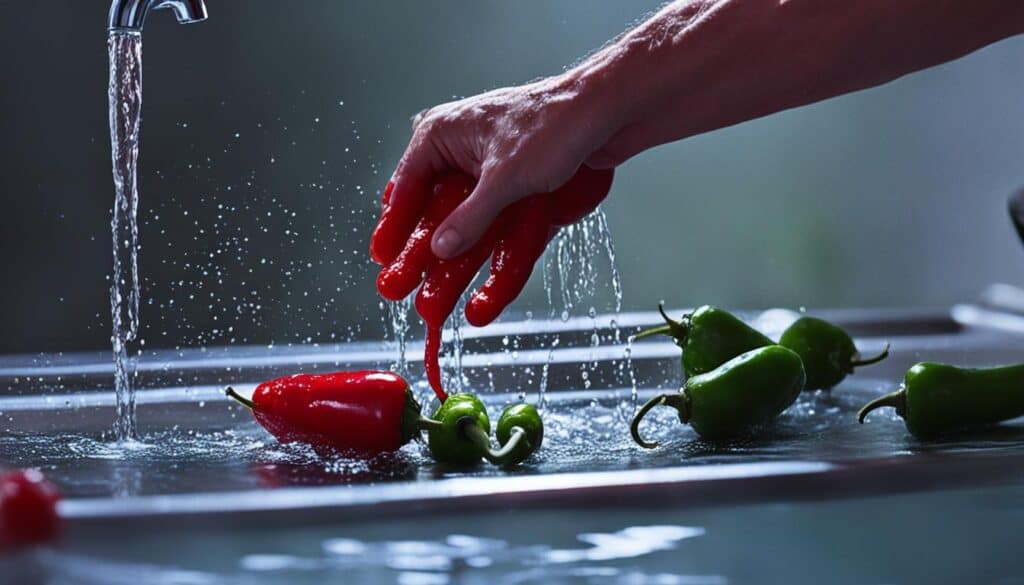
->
xmin=59 ymin=461 xmax=835 ymax=521
xmin=108 ymin=0 xmax=208 ymax=31
xmin=977 ymin=283 xmax=1024 ymax=314
xmin=953 ymin=303 xmax=1024 ymax=335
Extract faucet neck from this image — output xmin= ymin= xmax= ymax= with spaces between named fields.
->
xmin=108 ymin=0 xmax=208 ymax=32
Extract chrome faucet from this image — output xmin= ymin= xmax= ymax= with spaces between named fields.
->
xmin=108 ymin=0 xmax=208 ymax=31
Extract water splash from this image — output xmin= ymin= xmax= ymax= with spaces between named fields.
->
xmin=384 ymin=298 xmax=412 ymax=378
xmin=108 ymin=31 xmax=144 ymax=441
xmin=595 ymin=209 xmax=639 ymax=414
xmin=542 ymin=208 xmax=634 ymax=408
xmin=442 ymin=296 xmax=468 ymax=395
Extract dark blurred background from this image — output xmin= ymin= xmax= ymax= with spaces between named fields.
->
xmin=2 ymin=1 xmax=1023 ymax=355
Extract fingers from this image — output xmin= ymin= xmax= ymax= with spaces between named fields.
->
xmin=390 ymin=121 xmax=447 ymax=212
xmin=376 ymin=218 xmax=438 ymax=301
xmin=431 ymin=168 xmax=521 ymax=260
xmin=465 ymin=196 xmax=553 ymax=327
xmin=368 ymin=133 xmax=438 ymax=266
xmin=415 ymin=227 xmax=499 ymax=329
xmin=376 ymin=173 xmax=474 ymax=301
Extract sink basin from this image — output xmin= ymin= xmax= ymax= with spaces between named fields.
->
xmin=1 ymin=304 xmax=1023 ymax=583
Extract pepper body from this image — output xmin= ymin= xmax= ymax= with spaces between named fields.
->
xmin=684 ymin=345 xmax=806 ymax=439
xmin=779 ymin=316 xmax=888 ymax=390
xmin=638 ymin=305 xmax=774 ymax=378
xmin=376 ymin=174 xmax=472 ymax=302
xmin=0 ymin=470 xmax=61 ymax=550
xmin=370 ymin=181 xmax=423 ymax=266
xmin=427 ymin=393 xmax=491 ymax=465
xmin=495 ymin=403 xmax=544 ymax=466
xmin=415 ymin=218 xmax=501 ymax=402
xmin=465 ymin=195 xmax=554 ymax=327
xmin=631 ymin=345 xmax=806 ymax=446
xmin=233 ymin=371 xmax=422 ymax=458
xmin=682 ymin=307 xmax=775 ymax=377
xmin=547 ymin=164 xmax=615 ymax=226
xmin=860 ymin=362 xmax=1024 ymax=437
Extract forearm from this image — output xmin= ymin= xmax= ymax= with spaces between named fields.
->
xmin=571 ymin=0 xmax=1024 ymax=165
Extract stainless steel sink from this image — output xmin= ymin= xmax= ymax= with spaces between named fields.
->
xmin=2 ymin=298 xmax=1024 ymax=583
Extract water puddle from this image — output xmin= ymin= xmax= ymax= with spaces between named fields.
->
xmin=14 ymin=523 xmax=714 ymax=585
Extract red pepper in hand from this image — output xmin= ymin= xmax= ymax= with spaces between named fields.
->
xmin=415 ymin=222 xmax=502 ymax=400
xmin=0 ymin=469 xmax=61 ymax=551
xmin=464 ymin=195 xmax=554 ymax=327
xmin=370 ymin=181 xmax=426 ymax=266
xmin=370 ymin=166 xmax=614 ymax=402
xmin=376 ymin=175 xmax=474 ymax=302
xmin=226 ymin=371 xmax=435 ymax=459
xmin=547 ymin=165 xmax=616 ymax=227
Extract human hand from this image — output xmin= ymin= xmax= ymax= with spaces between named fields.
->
xmin=369 ymin=75 xmax=620 ymax=266
xmin=375 ymin=166 xmax=614 ymax=328
xmin=373 ymin=168 xmax=613 ymax=401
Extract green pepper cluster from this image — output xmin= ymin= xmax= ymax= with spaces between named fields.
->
xmin=424 ymin=393 xmax=544 ymax=467
xmin=631 ymin=304 xmax=889 ymax=447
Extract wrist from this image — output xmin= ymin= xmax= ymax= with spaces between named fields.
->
xmin=546 ymin=30 xmax=670 ymax=149
xmin=549 ymin=1 xmax=723 ymax=152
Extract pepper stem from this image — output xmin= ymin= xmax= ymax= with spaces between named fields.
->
xmin=458 ymin=418 xmax=527 ymax=466
xmin=857 ymin=387 xmax=907 ymax=423
xmin=632 ymin=324 xmax=672 ymax=340
xmin=488 ymin=427 xmax=527 ymax=463
xmin=629 ymin=392 xmax=690 ymax=449
xmin=416 ymin=417 xmax=444 ymax=432
xmin=851 ymin=343 xmax=891 ymax=368
xmin=634 ymin=303 xmax=688 ymax=341
xmin=224 ymin=387 xmax=255 ymax=410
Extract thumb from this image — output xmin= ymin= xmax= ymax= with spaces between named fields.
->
xmin=431 ymin=169 xmax=521 ymax=259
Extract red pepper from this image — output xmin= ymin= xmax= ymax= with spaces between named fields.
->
xmin=0 ymin=469 xmax=61 ymax=551
xmin=226 ymin=371 xmax=430 ymax=458
xmin=370 ymin=167 xmax=614 ymax=402
xmin=376 ymin=174 xmax=474 ymax=302
xmin=416 ymin=223 xmax=500 ymax=401
xmin=548 ymin=165 xmax=616 ymax=227
xmin=423 ymin=326 xmax=445 ymax=404
xmin=465 ymin=195 xmax=554 ymax=327
xmin=370 ymin=181 xmax=428 ymax=266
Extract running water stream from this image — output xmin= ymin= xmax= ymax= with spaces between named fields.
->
xmin=108 ymin=31 xmax=144 ymax=441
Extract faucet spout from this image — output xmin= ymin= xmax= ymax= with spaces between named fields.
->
xmin=108 ymin=0 xmax=208 ymax=32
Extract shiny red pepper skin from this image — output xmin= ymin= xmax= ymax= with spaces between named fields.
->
xmin=377 ymin=175 xmax=474 ymax=302
xmin=465 ymin=195 xmax=554 ymax=327
xmin=0 ymin=470 xmax=61 ymax=550
xmin=371 ymin=181 xmax=428 ymax=265
xmin=424 ymin=326 xmax=445 ymax=403
xmin=548 ymin=165 xmax=615 ymax=227
xmin=231 ymin=371 xmax=423 ymax=458
xmin=416 ymin=225 xmax=500 ymax=401
xmin=371 ymin=167 xmax=614 ymax=401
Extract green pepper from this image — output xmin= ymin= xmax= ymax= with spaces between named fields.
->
xmin=427 ymin=393 xmax=491 ymax=465
xmin=494 ymin=403 xmax=544 ymax=467
xmin=858 ymin=362 xmax=1024 ymax=437
xmin=631 ymin=345 xmax=806 ymax=446
xmin=426 ymin=394 xmax=537 ymax=467
xmin=635 ymin=304 xmax=774 ymax=378
xmin=779 ymin=316 xmax=889 ymax=390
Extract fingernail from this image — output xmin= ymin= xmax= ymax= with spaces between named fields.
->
xmin=434 ymin=229 xmax=463 ymax=258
